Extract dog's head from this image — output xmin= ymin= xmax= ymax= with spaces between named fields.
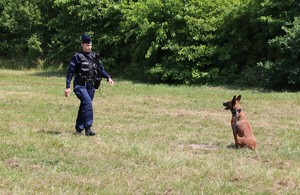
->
xmin=223 ymin=95 xmax=241 ymax=110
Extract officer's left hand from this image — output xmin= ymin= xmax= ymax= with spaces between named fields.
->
xmin=108 ymin=77 xmax=114 ymax=86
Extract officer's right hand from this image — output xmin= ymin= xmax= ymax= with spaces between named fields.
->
xmin=65 ymin=88 xmax=71 ymax=97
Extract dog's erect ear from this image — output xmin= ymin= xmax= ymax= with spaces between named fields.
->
xmin=237 ymin=95 xmax=241 ymax=101
xmin=232 ymin=95 xmax=236 ymax=105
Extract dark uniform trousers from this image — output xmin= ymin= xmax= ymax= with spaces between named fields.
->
xmin=73 ymin=82 xmax=95 ymax=131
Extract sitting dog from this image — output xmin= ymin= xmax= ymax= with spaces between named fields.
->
xmin=223 ymin=95 xmax=257 ymax=150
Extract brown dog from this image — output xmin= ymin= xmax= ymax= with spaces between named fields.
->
xmin=223 ymin=95 xmax=257 ymax=150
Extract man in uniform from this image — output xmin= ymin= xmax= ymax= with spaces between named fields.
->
xmin=65 ymin=34 xmax=114 ymax=136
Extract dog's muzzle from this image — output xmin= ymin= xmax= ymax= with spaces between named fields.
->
xmin=223 ymin=102 xmax=230 ymax=110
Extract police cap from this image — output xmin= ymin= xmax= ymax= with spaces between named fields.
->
xmin=81 ymin=34 xmax=92 ymax=44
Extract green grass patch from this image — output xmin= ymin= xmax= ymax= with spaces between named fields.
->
xmin=0 ymin=69 xmax=299 ymax=194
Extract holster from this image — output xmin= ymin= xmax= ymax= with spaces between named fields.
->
xmin=94 ymin=76 xmax=102 ymax=89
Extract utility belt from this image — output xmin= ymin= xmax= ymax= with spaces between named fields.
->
xmin=76 ymin=77 xmax=102 ymax=89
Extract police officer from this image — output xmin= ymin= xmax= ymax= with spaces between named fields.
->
xmin=65 ymin=34 xmax=114 ymax=136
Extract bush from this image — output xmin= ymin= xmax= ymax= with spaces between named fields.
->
xmin=120 ymin=0 xmax=232 ymax=84
xmin=258 ymin=16 xmax=300 ymax=90
xmin=28 ymin=34 xmax=43 ymax=64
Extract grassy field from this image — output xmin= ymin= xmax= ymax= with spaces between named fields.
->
xmin=0 ymin=69 xmax=299 ymax=194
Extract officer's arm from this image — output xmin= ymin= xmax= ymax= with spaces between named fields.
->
xmin=65 ymin=55 xmax=78 ymax=96
xmin=66 ymin=55 xmax=78 ymax=89
xmin=101 ymin=70 xmax=114 ymax=85
xmin=96 ymin=55 xmax=114 ymax=85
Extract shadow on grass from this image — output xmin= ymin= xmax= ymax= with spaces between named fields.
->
xmin=38 ymin=129 xmax=62 ymax=135
xmin=47 ymin=131 xmax=62 ymax=135
xmin=227 ymin=143 xmax=238 ymax=149
xmin=37 ymin=129 xmax=87 ymax=136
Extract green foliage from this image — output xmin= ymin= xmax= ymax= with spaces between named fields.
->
xmin=0 ymin=0 xmax=42 ymax=57
xmin=48 ymin=0 xmax=96 ymax=62
xmin=257 ymin=0 xmax=300 ymax=90
xmin=0 ymin=0 xmax=300 ymax=89
xmin=48 ymin=0 xmax=123 ymax=67
xmin=121 ymin=0 xmax=230 ymax=84
xmin=258 ymin=16 xmax=300 ymax=89
xmin=92 ymin=2 xmax=128 ymax=72
xmin=215 ymin=0 xmax=300 ymax=89
xmin=28 ymin=34 xmax=43 ymax=63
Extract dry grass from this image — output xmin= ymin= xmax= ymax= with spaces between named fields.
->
xmin=0 ymin=69 xmax=299 ymax=194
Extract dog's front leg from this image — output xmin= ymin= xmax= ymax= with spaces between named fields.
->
xmin=232 ymin=130 xmax=238 ymax=148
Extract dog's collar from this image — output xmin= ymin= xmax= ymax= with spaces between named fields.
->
xmin=231 ymin=109 xmax=242 ymax=117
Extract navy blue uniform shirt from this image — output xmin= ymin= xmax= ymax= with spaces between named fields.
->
xmin=66 ymin=52 xmax=110 ymax=88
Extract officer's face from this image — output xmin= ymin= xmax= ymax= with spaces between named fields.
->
xmin=82 ymin=43 xmax=92 ymax=53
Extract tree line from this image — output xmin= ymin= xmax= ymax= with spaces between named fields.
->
xmin=1 ymin=0 xmax=299 ymax=90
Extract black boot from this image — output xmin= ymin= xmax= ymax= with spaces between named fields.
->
xmin=85 ymin=129 xmax=96 ymax=136
xmin=75 ymin=128 xmax=83 ymax=135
